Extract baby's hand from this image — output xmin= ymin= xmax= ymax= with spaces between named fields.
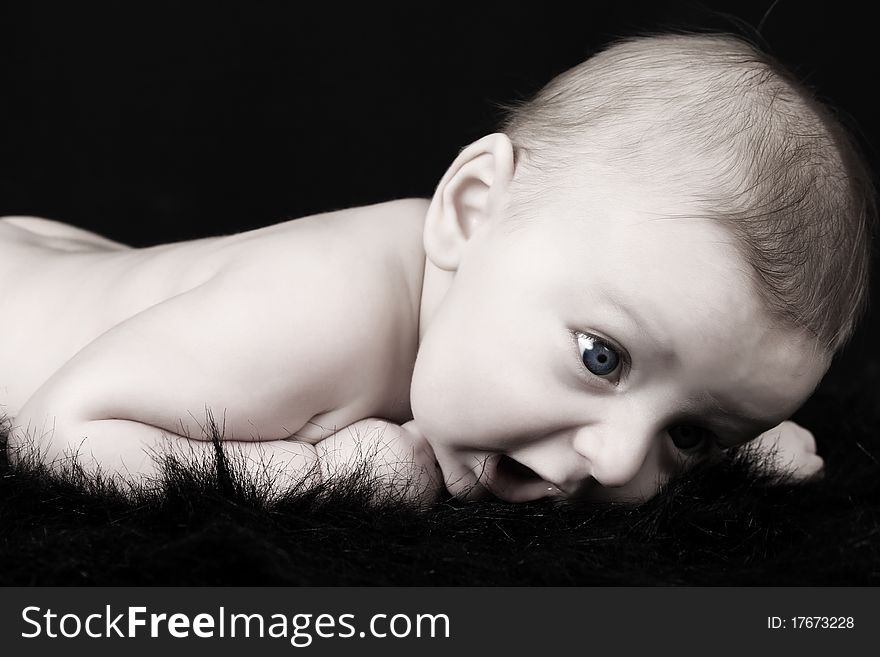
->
xmin=316 ymin=418 xmax=443 ymax=507
xmin=748 ymin=420 xmax=824 ymax=481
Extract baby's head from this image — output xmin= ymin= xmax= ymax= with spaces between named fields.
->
xmin=410 ymin=33 xmax=875 ymax=503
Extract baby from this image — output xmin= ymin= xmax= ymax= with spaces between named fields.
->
xmin=1 ymin=33 xmax=873 ymax=505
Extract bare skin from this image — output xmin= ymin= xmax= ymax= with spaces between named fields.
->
xmin=1 ymin=200 xmax=439 ymax=502
xmin=411 ymin=134 xmax=826 ymax=502
xmin=1 ymin=135 xmax=827 ymax=505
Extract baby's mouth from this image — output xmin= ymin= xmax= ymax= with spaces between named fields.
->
xmin=485 ymin=454 xmax=564 ymax=503
xmin=496 ymin=454 xmax=542 ymax=481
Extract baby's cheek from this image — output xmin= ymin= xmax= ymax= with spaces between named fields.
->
xmin=409 ymin=353 xmax=465 ymax=447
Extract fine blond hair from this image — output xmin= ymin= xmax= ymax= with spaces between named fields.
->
xmin=502 ymin=33 xmax=874 ymax=352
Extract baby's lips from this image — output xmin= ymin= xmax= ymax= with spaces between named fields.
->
xmin=481 ymin=455 xmax=567 ymax=503
xmin=486 ymin=479 xmax=565 ymax=504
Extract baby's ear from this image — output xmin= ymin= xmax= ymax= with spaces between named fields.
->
xmin=423 ymin=133 xmax=515 ymax=271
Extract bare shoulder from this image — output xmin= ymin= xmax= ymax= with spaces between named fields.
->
xmin=208 ymin=197 xmax=427 ymax=425
xmin=5 ymin=200 xmax=426 ymax=443
xmin=220 ymin=198 xmax=427 ymax=334
xmin=221 ymin=198 xmax=428 ymax=270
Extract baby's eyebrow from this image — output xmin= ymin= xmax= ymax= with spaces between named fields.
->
xmin=601 ymin=294 xmax=675 ymax=361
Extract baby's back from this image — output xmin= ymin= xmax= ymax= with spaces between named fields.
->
xmin=0 ymin=200 xmax=427 ymax=423
xmin=0 ymin=219 xmax=232 ymax=416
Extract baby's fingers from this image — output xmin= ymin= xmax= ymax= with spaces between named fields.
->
xmin=785 ymin=420 xmax=818 ymax=454
xmin=750 ymin=421 xmax=823 ymax=481
xmin=793 ymin=452 xmax=825 ymax=481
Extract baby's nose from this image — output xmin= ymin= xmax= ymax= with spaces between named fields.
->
xmin=572 ymin=424 xmax=656 ymax=490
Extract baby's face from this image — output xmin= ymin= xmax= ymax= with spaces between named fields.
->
xmin=410 ymin=189 xmax=829 ymax=503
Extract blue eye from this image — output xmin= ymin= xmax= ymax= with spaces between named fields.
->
xmin=577 ymin=333 xmax=620 ymax=376
xmin=668 ymin=425 xmax=713 ymax=451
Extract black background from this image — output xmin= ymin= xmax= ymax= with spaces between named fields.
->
xmin=1 ymin=0 xmax=877 ymax=387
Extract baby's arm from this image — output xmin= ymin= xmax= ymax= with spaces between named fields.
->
xmin=10 ymin=413 xmax=440 ymax=503
xmin=9 ymin=266 xmax=438 ymax=501
xmin=313 ymin=418 xmax=442 ymax=505
xmin=10 ymin=415 xmax=325 ymax=493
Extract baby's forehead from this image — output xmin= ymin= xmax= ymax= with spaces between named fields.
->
xmin=522 ymin=185 xmax=749 ymax=286
xmin=509 ymin=196 xmax=818 ymax=356
xmin=504 ymin=174 xmax=778 ymax=309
